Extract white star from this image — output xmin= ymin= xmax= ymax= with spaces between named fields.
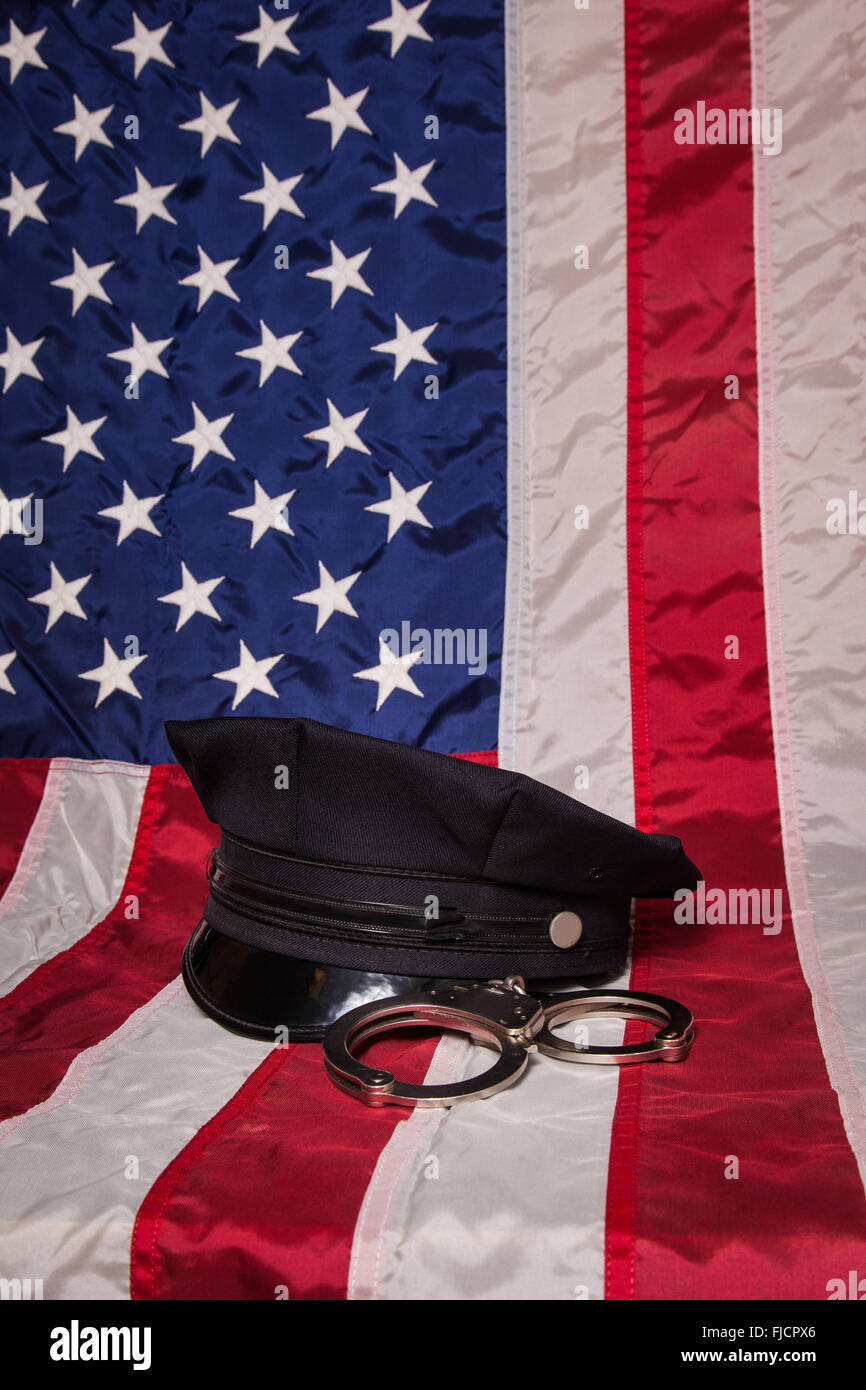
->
xmin=114 ymin=167 xmax=177 ymax=233
xmin=0 ymin=649 xmax=16 ymax=695
xmin=0 ymin=20 xmax=47 ymax=83
xmin=372 ymin=152 xmax=437 ymax=218
xmin=307 ymin=79 xmax=371 ymax=150
xmin=112 ymin=15 xmax=174 ymax=78
xmin=53 ymin=95 xmax=113 ymax=162
xmin=239 ymin=162 xmax=304 ymax=229
xmin=42 ymin=405 xmax=106 ymax=471
xmin=236 ymin=6 xmax=299 ymax=66
xmin=158 ymin=562 xmax=224 ymax=631
xmin=0 ymin=172 xmax=48 ymax=235
xmin=0 ymin=488 xmax=32 ymax=538
xmin=293 ymin=562 xmax=361 ymax=633
xmin=98 ymin=479 xmax=163 ymax=545
xmin=179 ymin=245 xmax=239 ymax=311
xmin=79 ymin=638 xmax=147 ymax=708
xmin=51 ymin=247 xmax=114 ymax=316
xmin=354 ymin=638 xmax=424 ymax=711
xmin=372 ymin=313 xmax=438 ymax=379
xmin=29 ymin=561 xmax=91 ymax=632
xmin=0 ymin=327 xmax=44 ymax=392
xmin=107 ymin=322 xmax=172 ymax=382
xmin=172 ymin=402 xmax=235 ymax=472
xmin=367 ymin=0 xmax=432 ymax=58
xmin=229 ymin=480 xmax=295 ymax=548
xmin=213 ymin=639 xmax=282 ymax=709
xmin=304 ymin=399 xmax=370 ymax=467
xmin=0 ymin=647 xmax=18 ymax=700
xmin=307 ymin=241 xmax=373 ymax=309
xmin=180 ymin=91 xmax=241 ymax=158
xmin=365 ymin=471 xmax=432 ymax=541
xmin=236 ymin=320 xmax=303 ymax=386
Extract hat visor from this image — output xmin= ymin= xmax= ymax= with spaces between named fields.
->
xmin=182 ymin=920 xmax=435 ymax=1043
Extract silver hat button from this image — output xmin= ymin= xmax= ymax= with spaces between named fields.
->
xmin=548 ymin=911 xmax=583 ymax=949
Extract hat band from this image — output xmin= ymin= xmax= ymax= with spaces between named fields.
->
xmin=204 ymin=837 xmax=633 ymax=978
xmin=203 ymin=850 xmax=633 ymax=983
xmin=209 ymin=857 xmax=571 ymax=947
xmin=216 ymin=830 xmax=600 ymax=916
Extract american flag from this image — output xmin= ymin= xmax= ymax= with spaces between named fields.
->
xmin=0 ymin=0 xmax=504 ymax=761
xmin=1 ymin=0 xmax=865 ymax=1304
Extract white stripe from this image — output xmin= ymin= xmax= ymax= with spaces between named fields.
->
xmin=751 ymin=0 xmax=866 ymax=1186
xmin=351 ymin=0 xmax=632 ymax=1300
xmin=0 ymin=759 xmax=150 ymax=998
xmin=497 ymin=2 xmax=633 ymax=815
xmin=0 ymin=980 xmax=272 ymax=1299
xmin=346 ymin=1034 xmax=465 ymax=1301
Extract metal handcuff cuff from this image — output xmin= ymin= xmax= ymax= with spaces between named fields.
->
xmin=323 ymin=976 xmax=695 ymax=1109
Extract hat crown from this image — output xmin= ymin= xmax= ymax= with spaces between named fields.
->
xmin=165 ymin=716 xmax=699 ymax=897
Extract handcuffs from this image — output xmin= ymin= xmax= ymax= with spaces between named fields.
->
xmin=323 ymin=976 xmax=695 ymax=1109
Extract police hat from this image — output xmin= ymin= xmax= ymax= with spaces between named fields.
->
xmin=166 ymin=717 xmax=700 ymax=1041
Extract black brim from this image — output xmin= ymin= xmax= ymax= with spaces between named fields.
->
xmin=182 ymin=916 xmax=634 ymax=1042
xmin=182 ymin=920 xmax=435 ymax=1042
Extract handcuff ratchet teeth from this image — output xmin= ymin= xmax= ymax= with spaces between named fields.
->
xmin=322 ymin=976 xmax=695 ymax=1109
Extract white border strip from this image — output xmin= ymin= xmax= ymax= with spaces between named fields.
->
xmin=497 ymin=0 xmax=527 ymax=772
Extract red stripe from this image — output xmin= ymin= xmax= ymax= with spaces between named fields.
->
xmin=130 ymin=1033 xmax=440 ymax=1300
xmin=0 ymin=759 xmax=50 ymax=899
xmin=0 ymin=765 xmax=212 ymax=1122
xmin=131 ymin=1045 xmax=293 ymax=1301
xmin=607 ymin=0 xmax=866 ymax=1297
xmin=130 ymin=749 xmax=498 ymax=1301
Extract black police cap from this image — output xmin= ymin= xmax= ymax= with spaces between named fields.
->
xmin=166 ymin=716 xmax=700 ymax=1041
